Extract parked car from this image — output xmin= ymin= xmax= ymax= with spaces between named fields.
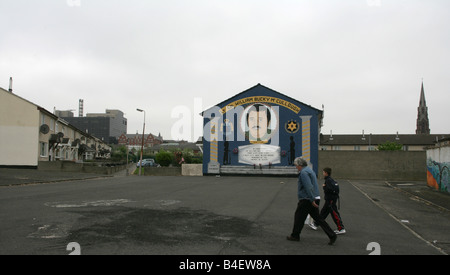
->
xmin=136 ymin=159 xmax=153 ymax=167
xmin=136 ymin=159 xmax=160 ymax=167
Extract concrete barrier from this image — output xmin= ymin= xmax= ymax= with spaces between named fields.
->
xmin=182 ymin=164 xmax=203 ymax=176
xmin=38 ymin=152 xmax=428 ymax=181
xmin=61 ymin=161 xmax=84 ymax=172
xmin=37 ymin=161 xmax=63 ymax=171
xmin=318 ymin=151 xmax=426 ymax=181
xmin=38 ymin=161 xmax=128 ymax=175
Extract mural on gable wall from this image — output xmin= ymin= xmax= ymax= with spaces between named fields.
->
xmin=427 ymin=146 xmax=450 ymax=194
xmin=427 ymin=159 xmax=450 ymax=194
xmin=202 ymin=84 xmax=323 ymax=175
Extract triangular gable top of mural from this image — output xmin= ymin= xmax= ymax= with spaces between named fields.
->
xmin=201 ymin=83 xmax=323 ymax=116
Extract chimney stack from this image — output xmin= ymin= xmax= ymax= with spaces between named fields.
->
xmin=8 ymin=77 xmax=13 ymax=93
xmin=79 ymin=99 xmax=84 ymax=117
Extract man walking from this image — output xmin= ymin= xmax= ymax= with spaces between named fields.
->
xmin=287 ymin=157 xmax=337 ymax=245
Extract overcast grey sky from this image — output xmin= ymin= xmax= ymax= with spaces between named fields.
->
xmin=1 ymin=0 xmax=449 ymax=141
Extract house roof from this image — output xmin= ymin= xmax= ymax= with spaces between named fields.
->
xmin=151 ymin=142 xmax=200 ymax=151
xmin=320 ymin=134 xmax=449 ymax=146
xmin=201 ymin=83 xmax=324 ymax=115
xmin=120 ymin=133 xmax=163 ymax=141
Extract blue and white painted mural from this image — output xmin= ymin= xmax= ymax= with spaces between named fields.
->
xmin=201 ymin=84 xmax=323 ymax=176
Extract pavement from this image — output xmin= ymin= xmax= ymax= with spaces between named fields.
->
xmin=0 ymin=165 xmax=136 ymax=186
xmin=0 ymin=167 xmax=449 ymax=255
xmin=0 ymin=168 xmax=113 ymax=186
xmin=348 ymin=180 xmax=450 ymax=255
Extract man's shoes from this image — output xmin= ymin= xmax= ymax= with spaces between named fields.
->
xmin=286 ymin=235 xmax=300 ymax=242
xmin=328 ymin=235 xmax=337 ymax=245
xmin=334 ymin=229 xmax=346 ymax=235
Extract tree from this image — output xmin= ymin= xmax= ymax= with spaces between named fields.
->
xmin=155 ymin=150 xmax=173 ymax=167
xmin=377 ymin=141 xmax=403 ymax=151
xmin=110 ymin=145 xmax=127 ymax=162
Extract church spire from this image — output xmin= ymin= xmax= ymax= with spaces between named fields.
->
xmin=419 ymin=81 xmax=426 ymax=106
xmin=416 ymin=81 xmax=430 ymax=135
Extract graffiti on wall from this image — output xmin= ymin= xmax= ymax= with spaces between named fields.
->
xmin=427 ymin=158 xmax=450 ymax=194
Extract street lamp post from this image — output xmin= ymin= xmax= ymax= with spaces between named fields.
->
xmin=137 ymin=109 xmax=146 ymax=176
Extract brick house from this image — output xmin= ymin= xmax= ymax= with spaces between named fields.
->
xmin=117 ymin=133 xmax=163 ymax=149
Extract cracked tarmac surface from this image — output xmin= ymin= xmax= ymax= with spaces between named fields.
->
xmin=1 ymin=170 xmax=449 ymax=255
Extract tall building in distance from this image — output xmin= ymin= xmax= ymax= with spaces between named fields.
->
xmin=416 ymin=82 xmax=431 ymax=135
xmin=59 ymin=109 xmax=127 ymax=144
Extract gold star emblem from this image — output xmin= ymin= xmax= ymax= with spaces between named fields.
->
xmin=285 ymin=120 xmax=299 ymax=133
xmin=287 ymin=122 xmax=297 ymax=132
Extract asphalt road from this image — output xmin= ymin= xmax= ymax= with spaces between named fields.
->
xmin=0 ymin=170 xmax=449 ymax=255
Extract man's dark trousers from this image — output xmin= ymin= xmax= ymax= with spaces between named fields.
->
xmin=291 ymin=199 xmax=336 ymax=239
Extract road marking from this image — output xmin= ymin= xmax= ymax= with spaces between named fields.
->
xmin=45 ymin=199 xmax=133 ymax=208
xmin=348 ymin=180 xmax=447 ymax=255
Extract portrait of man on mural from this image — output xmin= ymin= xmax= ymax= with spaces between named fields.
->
xmin=242 ymin=103 xmax=277 ymax=144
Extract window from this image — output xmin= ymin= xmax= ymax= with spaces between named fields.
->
xmin=40 ymin=142 xmax=48 ymax=157
xmin=354 ymin=146 xmax=361 ymax=151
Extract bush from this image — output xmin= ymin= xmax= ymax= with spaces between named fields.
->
xmin=155 ymin=150 xmax=173 ymax=167
xmin=190 ymin=157 xmax=203 ymax=164
xmin=377 ymin=141 xmax=403 ymax=151
xmin=110 ymin=145 xmax=127 ymax=162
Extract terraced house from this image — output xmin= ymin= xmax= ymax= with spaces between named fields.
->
xmin=0 ymin=86 xmax=111 ymax=168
